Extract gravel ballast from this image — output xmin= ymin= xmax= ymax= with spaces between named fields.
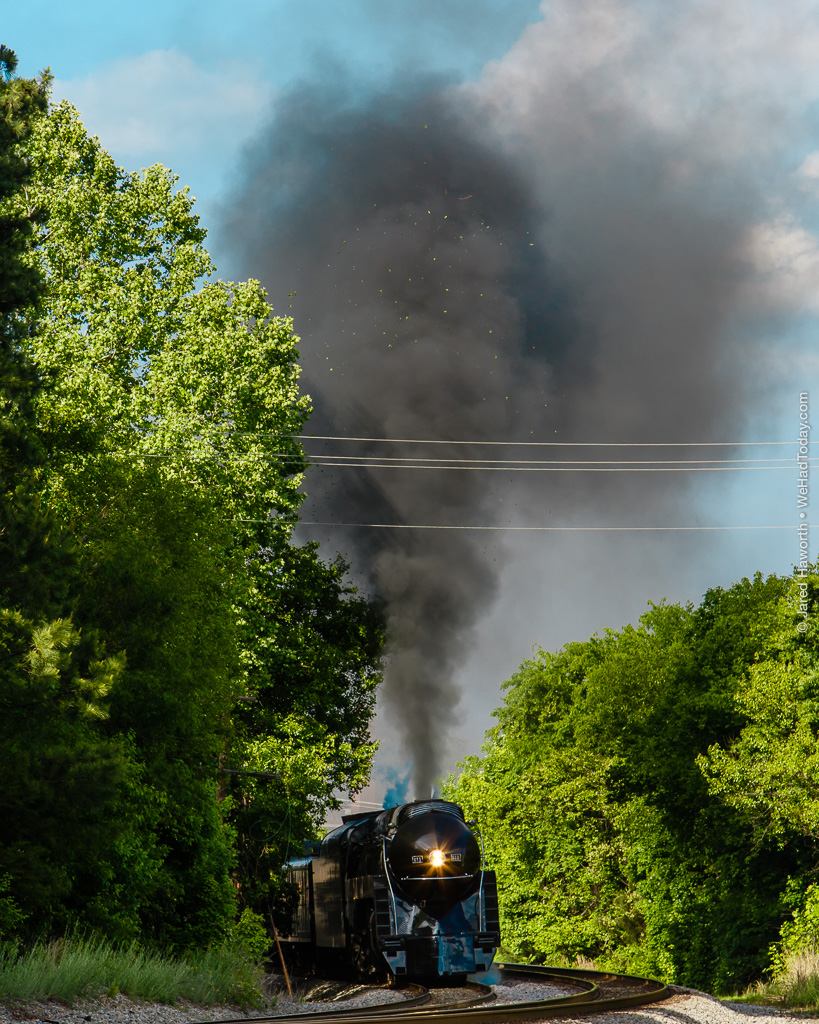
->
xmin=0 ymin=984 xmax=814 ymax=1024
xmin=534 ymin=989 xmax=819 ymax=1023
xmin=0 ymin=983 xmax=409 ymax=1024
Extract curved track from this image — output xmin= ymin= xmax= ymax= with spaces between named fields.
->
xmin=257 ymin=981 xmax=494 ymax=1021
xmin=211 ymin=964 xmax=671 ymax=1023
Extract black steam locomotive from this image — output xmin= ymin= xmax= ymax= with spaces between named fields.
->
xmin=282 ymin=799 xmax=501 ymax=979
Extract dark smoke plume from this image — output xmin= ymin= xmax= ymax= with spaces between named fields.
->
xmin=221 ymin=0 xmax=801 ymax=795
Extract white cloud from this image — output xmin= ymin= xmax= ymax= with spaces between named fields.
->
xmin=471 ymin=0 xmax=819 ymax=165
xmin=796 ymin=152 xmax=819 ymax=200
xmin=743 ymin=217 xmax=819 ymax=313
xmin=457 ymin=0 xmax=819 ymax=338
xmin=52 ymin=49 xmax=274 ymax=175
xmin=798 ymin=152 xmax=819 ymax=180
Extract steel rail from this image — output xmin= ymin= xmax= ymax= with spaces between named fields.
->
xmin=196 ymin=964 xmax=671 ymax=1024
xmin=205 ymin=984 xmax=432 ymax=1024
xmin=254 ymin=981 xmax=494 ymax=1022
xmin=495 ymin=962 xmax=671 ymax=1019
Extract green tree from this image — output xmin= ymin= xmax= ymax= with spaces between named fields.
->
xmin=0 ymin=614 xmax=126 ymax=937
xmin=10 ymin=98 xmax=309 ymax=944
xmin=0 ymin=52 xmax=129 ymax=941
xmin=0 ymin=43 xmax=47 ymax=470
xmin=6 ymin=95 xmax=384 ymax=946
xmin=228 ymin=542 xmax=384 ymax=925
xmin=448 ymin=573 xmax=805 ymax=992
xmin=699 ymin=569 xmax=819 ymax=844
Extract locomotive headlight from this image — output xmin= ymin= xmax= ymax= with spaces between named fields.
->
xmin=429 ymin=849 xmax=445 ymax=867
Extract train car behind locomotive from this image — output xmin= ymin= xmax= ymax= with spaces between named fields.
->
xmin=282 ymin=799 xmax=501 ymax=979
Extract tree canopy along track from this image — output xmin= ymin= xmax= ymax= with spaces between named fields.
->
xmin=206 ymin=965 xmax=671 ymax=1024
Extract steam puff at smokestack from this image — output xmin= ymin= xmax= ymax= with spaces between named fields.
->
xmin=220 ymin=0 xmax=810 ymax=794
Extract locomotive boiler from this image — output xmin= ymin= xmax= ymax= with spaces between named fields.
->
xmin=282 ymin=799 xmax=501 ymax=979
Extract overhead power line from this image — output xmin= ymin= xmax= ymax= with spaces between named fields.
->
xmin=117 ymin=450 xmax=817 ymax=471
xmin=302 ymin=455 xmax=809 ymax=465
xmin=212 ymin=431 xmax=816 ymax=447
xmin=301 ymin=462 xmax=811 ymax=472
xmin=235 ymin=521 xmax=816 ymax=532
xmin=295 ymin=435 xmax=815 ymax=447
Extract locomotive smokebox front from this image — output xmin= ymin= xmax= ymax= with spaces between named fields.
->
xmin=387 ymin=804 xmax=481 ymax=905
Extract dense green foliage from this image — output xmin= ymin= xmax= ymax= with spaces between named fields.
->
xmin=228 ymin=542 xmax=383 ymax=928
xmin=0 ymin=60 xmax=383 ymax=952
xmin=0 ymin=51 xmax=131 ymax=944
xmin=448 ymin=569 xmax=819 ymax=992
xmin=0 ymin=44 xmax=47 ymax=463
xmin=738 ymin=883 xmax=819 ymax=1009
xmin=13 ymin=99 xmax=308 ymax=945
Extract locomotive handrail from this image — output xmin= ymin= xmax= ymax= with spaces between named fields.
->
xmin=396 ymin=874 xmax=476 ymax=882
xmin=381 ymin=836 xmax=399 ymax=930
xmin=475 ymin=824 xmax=486 ymax=931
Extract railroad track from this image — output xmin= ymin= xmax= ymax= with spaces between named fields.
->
xmin=206 ymin=964 xmax=671 ymax=1024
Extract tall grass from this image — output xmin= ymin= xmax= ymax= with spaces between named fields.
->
xmin=744 ymin=950 xmax=819 ymax=1010
xmin=0 ymin=935 xmax=265 ymax=1007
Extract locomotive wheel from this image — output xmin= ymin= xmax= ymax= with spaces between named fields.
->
xmin=351 ymin=908 xmax=383 ymax=980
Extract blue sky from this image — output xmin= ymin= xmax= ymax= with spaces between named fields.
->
xmin=10 ymin=0 xmax=543 ymax=251
xmin=7 ymin=1 xmax=819 ymax=801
